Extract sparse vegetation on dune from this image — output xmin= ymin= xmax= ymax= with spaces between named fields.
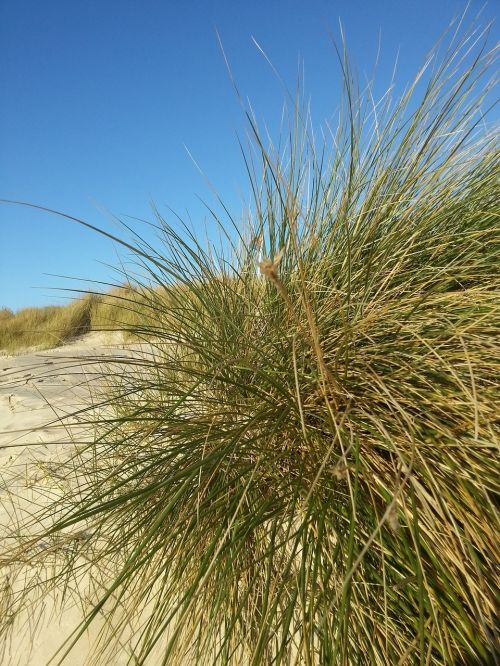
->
xmin=0 ymin=308 xmax=14 ymax=321
xmin=1 ymin=20 xmax=499 ymax=666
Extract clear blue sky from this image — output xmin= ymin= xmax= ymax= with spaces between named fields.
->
xmin=1 ymin=0 xmax=497 ymax=310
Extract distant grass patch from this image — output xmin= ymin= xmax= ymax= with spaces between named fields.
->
xmin=88 ymin=285 xmax=161 ymax=337
xmin=0 ymin=297 xmax=96 ymax=352
xmin=0 ymin=287 xmax=162 ymax=352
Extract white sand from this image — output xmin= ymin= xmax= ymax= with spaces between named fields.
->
xmin=0 ymin=333 xmax=136 ymax=666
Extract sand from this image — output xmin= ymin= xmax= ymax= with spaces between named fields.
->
xmin=0 ymin=333 xmax=135 ymax=666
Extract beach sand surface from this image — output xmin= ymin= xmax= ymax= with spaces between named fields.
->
xmin=0 ymin=333 xmax=142 ymax=666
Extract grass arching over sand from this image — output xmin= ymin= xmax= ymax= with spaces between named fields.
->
xmin=1 ymin=21 xmax=499 ymax=666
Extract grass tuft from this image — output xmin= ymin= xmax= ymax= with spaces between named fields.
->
xmin=1 ymin=19 xmax=499 ymax=665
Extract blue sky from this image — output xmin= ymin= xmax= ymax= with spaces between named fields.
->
xmin=1 ymin=0 xmax=497 ymax=310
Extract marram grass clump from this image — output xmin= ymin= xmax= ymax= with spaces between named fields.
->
xmin=1 ymin=22 xmax=499 ymax=666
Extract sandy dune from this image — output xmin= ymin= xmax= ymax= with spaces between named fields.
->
xmin=0 ymin=333 xmax=136 ymax=666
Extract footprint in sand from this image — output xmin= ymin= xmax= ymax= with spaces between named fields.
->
xmin=4 ymin=394 xmax=22 ymax=413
